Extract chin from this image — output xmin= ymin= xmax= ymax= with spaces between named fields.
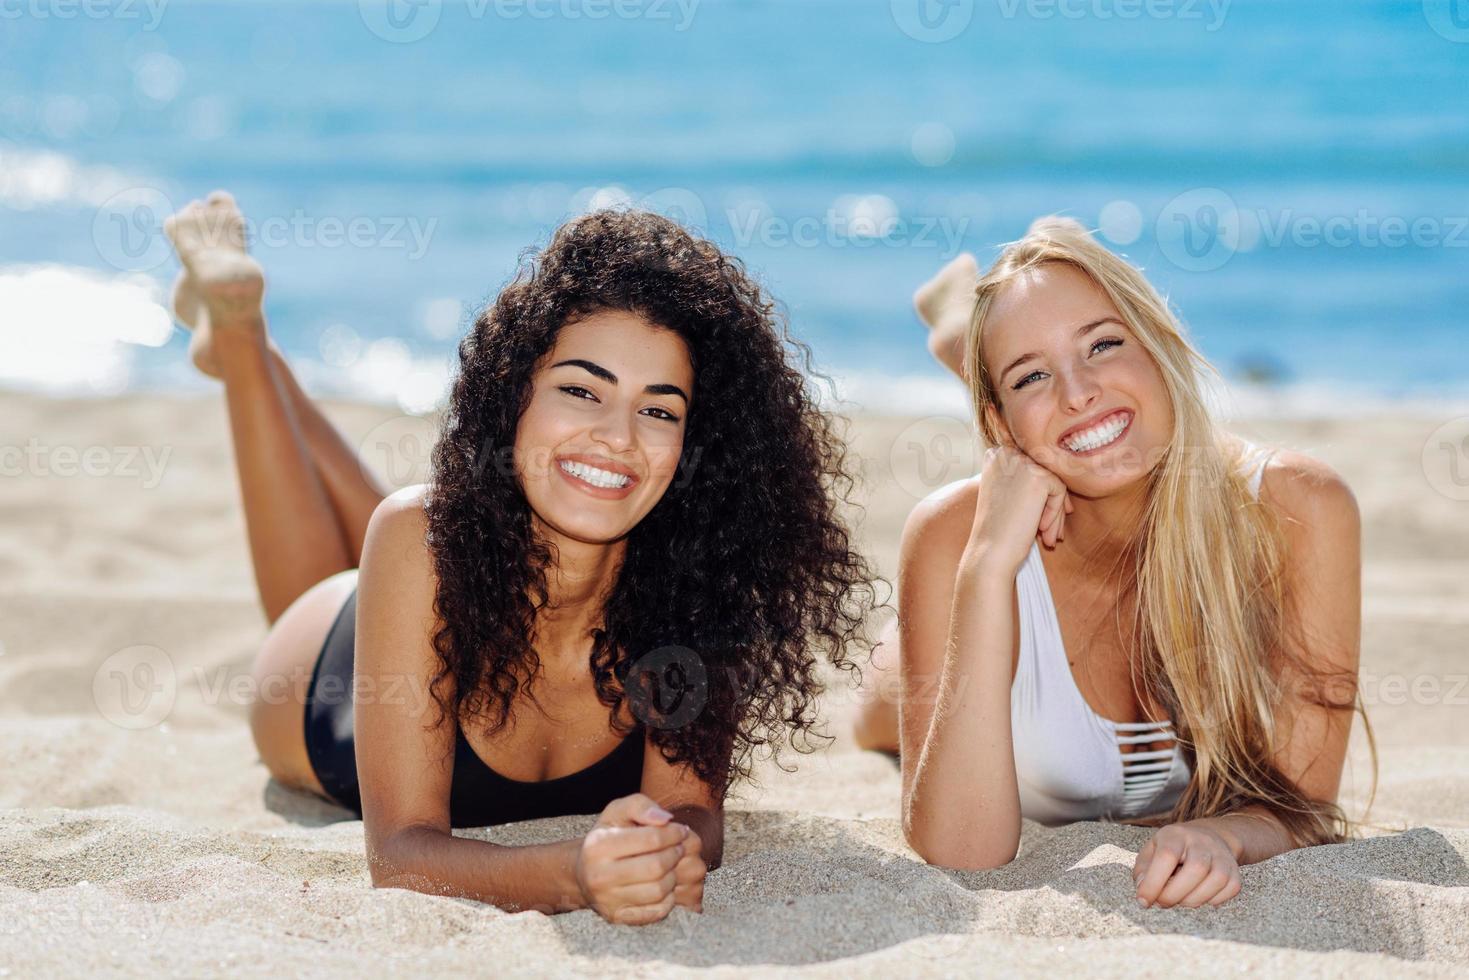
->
xmin=541 ymin=512 xmax=635 ymax=546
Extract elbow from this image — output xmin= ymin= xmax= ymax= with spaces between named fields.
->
xmin=902 ymin=805 xmax=1019 ymax=871
xmin=365 ymin=824 xmax=439 ymax=891
xmin=908 ymin=834 xmax=1019 ymax=872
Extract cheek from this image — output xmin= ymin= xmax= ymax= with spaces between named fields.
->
xmin=512 ymin=401 xmax=571 ymax=479
xmin=642 ymin=429 xmax=686 ymax=486
xmin=1119 ymin=357 xmax=1173 ymax=426
xmin=1006 ymin=397 xmax=1052 ymax=448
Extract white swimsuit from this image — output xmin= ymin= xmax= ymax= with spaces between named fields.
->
xmin=1009 ymin=445 xmax=1273 ymax=825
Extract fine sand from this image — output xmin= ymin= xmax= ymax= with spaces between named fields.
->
xmin=1 ymin=390 xmax=1466 ymax=977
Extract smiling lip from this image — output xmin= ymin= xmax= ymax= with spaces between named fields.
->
xmin=555 ymin=454 xmax=640 ymax=500
xmin=1058 ymin=409 xmax=1134 ymax=456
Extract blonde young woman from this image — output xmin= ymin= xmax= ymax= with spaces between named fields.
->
xmin=854 ymin=217 xmax=1367 ymax=910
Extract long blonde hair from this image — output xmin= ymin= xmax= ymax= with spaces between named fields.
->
xmin=964 ymin=216 xmax=1371 ymax=846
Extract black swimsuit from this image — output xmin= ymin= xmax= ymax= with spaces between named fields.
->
xmin=303 ymin=588 xmax=646 ymax=827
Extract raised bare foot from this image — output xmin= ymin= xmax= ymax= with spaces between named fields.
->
xmin=913 ymin=252 xmax=980 ymax=381
xmin=164 ymin=191 xmax=259 ymax=376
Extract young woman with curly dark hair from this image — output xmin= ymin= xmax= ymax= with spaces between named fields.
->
xmin=164 ymin=192 xmax=878 ymax=925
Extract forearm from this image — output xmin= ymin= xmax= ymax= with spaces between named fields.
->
xmin=905 ymin=561 xmax=1022 ymax=868
xmin=668 ymin=804 xmax=724 ymax=869
xmin=1184 ymin=805 xmax=1298 ymax=866
xmin=369 ymin=825 xmax=587 ymax=913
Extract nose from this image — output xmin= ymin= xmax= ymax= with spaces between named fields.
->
xmin=589 ymin=404 xmax=636 ymax=454
xmin=1056 ymin=362 xmax=1102 ymax=415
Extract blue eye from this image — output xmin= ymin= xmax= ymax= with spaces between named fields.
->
xmin=1012 ymin=338 xmax=1124 ymax=391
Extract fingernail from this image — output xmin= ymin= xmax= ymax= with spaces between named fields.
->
xmin=647 ymin=806 xmax=673 ymax=821
xmin=1137 ymin=898 xmax=1149 ymax=908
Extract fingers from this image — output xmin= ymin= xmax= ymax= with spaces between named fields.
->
xmin=1134 ymin=839 xmax=1182 ymax=908
xmin=621 ymin=842 xmax=687 ymax=883
xmin=1178 ymin=866 xmax=1241 ymax=909
xmin=673 ymin=867 xmax=705 ymax=913
xmin=599 ymin=793 xmax=674 ymax=829
xmin=587 ymin=822 xmax=689 ymax=861
xmin=1152 ymin=849 xmax=1214 ymax=908
xmin=614 ymin=869 xmax=679 ymax=907
xmin=1037 ymin=483 xmax=1068 ymax=548
xmin=606 ymin=890 xmax=678 ymax=926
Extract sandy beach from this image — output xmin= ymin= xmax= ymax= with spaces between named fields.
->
xmin=1 ymin=390 xmax=1466 ymax=977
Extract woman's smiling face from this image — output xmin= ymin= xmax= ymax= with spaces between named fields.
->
xmin=513 ymin=309 xmax=694 ymax=544
xmin=982 ymin=262 xmax=1174 ymax=497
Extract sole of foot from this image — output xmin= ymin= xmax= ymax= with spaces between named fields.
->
xmin=164 ymin=191 xmax=253 ymax=378
xmin=913 ymin=252 xmax=980 ymax=381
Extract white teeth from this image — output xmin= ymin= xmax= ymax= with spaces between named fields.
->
xmin=1063 ymin=414 xmax=1130 ymax=454
xmin=559 ymin=460 xmax=632 ymax=489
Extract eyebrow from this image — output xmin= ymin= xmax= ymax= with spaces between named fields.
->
xmin=997 ymin=318 xmax=1123 ymax=384
xmin=550 ymin=358 xmax=690 ymax=404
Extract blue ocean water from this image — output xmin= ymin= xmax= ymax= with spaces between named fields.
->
xmin=2 ymin=0 xmax=1467 ymax=411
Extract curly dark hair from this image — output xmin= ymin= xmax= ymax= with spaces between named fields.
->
xmin=424 ymin=209 xmax=882 ymax=797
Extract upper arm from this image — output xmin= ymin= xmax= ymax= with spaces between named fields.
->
xmin=896 ymin=478 xmax=979 ymax=802
xmin=638 ymin=732 xmax=725 ymax=864
xmin=1259 ymin=451 xmax=1362 ymax=804
xmin=354 ymin=485 xmax=456 ymax=858
xmin=637 ymin=732 xmax=723 ymax=814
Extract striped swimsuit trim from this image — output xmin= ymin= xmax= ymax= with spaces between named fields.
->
xmin=1113 ymin=719 xmax=1179 ymax=817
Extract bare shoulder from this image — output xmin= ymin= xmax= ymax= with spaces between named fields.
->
xmin=902 ymin=475 xmax=979 ymax=549
xmin=1258 ymin=449 xmax=1360 ymax=534
xmin=362 ymin=484 xmax=433 ymax=573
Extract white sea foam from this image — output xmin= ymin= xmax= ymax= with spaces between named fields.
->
xmin=0 ymin=144 xmax=146 ymax=211
xmin=0 ymin=264 xmax=173 ymax=394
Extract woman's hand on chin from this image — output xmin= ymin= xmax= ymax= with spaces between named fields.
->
xmin=962 ymin=446 xmax=1072 ymax=578
xmin=1131 ymin=822 xmax=1242 ymax=909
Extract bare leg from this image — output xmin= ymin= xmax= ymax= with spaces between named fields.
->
xmin=170 ymin=193 xmax=389 ymax=567
xmin=852 ymin=618 xmax=901 ymax=752
xmin=166 ymin=196 xmax=353 ymax=623
xmin=914 ymin=252 xmax=980 ymax=382
xmin=268 ymin=349 xmax=389 ymax=565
